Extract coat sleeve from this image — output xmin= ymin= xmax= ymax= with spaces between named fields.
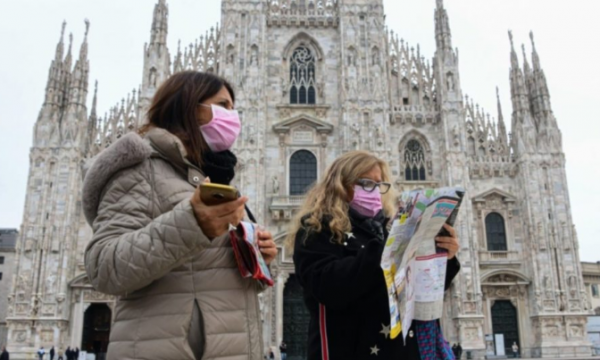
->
xmin=293 ymin=226 xmax=384 ymax=310
xmin=444 ymin=256 xmax=461 ymax=290
xmin=84 ymin=164 xmax=217 ymax=296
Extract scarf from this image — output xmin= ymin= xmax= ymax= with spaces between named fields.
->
xmin=201 ymin=150 xmax=237 ymax=185
xmin=348 ymin=208 xmax=388 ymax=242
xmin=415 ymin=320 xmax=455 ymax=360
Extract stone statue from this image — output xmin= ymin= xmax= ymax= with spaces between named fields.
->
xmin=45 ymin=274 xmax=57 ymax=294
xmin=250 ymin=47 xmax=259 ymax=66
xmin=273 ymin=176 xmax=279 ymax=194
xmin=453 ymin=125 xmax=460 ymax=146
xmin=447 ymin=72 xmax=455 ymax=91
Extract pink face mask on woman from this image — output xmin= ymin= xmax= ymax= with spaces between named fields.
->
xmin=199 ymin=104 xmax=241 ymax=152
xmin=349 ymin=185 xmax=383 ymax=218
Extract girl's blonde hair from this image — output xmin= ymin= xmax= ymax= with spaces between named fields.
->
xmin=286 ymin=151 xmax=396 ymax=247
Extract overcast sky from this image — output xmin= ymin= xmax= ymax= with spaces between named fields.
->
xmin=0 ymin=0 xmax=598 ymax=261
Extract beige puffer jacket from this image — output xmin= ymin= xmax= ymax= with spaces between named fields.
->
xmin=82 ymin=128 xmax=264 ymax=360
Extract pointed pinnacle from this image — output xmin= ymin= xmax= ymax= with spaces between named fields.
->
xmin=90 ymin=80 xmax=98 ymax=117
xmin=84 ymin=19 xmax=90 ymax=38
xmin=61 ymin=21 xmax=67 ymax=39
xmin=508 ymin=30 xmax=514 ymax=50
xmin=530 ymin=31 xmax=536 ymax=50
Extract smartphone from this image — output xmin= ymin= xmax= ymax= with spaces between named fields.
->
xmin=200 ymin=183 xmax=240 ymax=206
xmin=436 ymin=191 xmax=465 ymax=253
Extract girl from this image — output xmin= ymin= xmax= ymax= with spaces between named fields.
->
xmin=290 ymin=151 xmax=459 ymax=360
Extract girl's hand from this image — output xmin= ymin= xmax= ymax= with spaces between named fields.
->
xmin=435 ymin=224 xmax=459 ymax=260
xmin=190 ymin=178 xmax=247 ymax=239
xmin=257 ymin=230 xmax=278 ymax=265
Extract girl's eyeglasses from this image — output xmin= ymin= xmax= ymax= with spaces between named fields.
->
xmin=356 ymin=179 xmax=391 ymax=194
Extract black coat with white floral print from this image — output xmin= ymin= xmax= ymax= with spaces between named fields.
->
xmin=294 ymin=209 xmax=460 ymax=360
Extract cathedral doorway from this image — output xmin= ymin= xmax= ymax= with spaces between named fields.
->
xmin=491 ymin=300 xmax=519 ymax=355
xmin=283 ymin=274 xmax=309 ymax=360
xmin=81 ymin=303 xmax=111 ymax=360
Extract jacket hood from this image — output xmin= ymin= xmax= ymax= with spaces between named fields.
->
xmin=82 ymin=132 xmax=153 ymax=225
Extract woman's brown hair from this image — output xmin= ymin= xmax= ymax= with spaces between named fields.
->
xmin=141 ymin=71 xmax=235 ymax=166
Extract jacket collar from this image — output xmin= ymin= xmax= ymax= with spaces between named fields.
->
xmin=144 ymin=127 xmax=197 ymax=173
xmin=144 ymin=127 xmax=205 ymax=187
xmin=82 ymin=128 xmax=205 ymax=226
xmin=82 ymin=131 xmax=154 ymax=225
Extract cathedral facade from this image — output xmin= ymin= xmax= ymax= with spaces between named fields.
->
xmin=5 ymin=0 xmax=592 ymax=358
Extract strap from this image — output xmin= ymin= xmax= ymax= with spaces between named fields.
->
xmin=245 ymin=204 xmax=257 ymax=224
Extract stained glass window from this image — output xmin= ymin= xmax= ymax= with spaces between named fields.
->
xmin=290 ymin=47 xmax=316 ymax=105
xmin=404 ymin=139 xmax=427 ymax=181
xmin=290 ymin=150 xmax=317 ymax=195
xmin=486 ymin=212 xmax=507 ymax=251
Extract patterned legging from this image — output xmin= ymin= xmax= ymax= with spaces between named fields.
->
xmin=415 ymin=321 xmax=455 ymax=360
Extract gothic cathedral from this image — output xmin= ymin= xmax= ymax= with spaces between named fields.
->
xmin=5 ymin=0 xmax=591 ymax=358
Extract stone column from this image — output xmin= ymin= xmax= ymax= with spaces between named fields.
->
xmin=275 ymin=272 xmax=290 ymax=345
xmin=69 ymin=291 xmax=89 ymax=348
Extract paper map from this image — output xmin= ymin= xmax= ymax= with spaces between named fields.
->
xmin=381 ymin=187 xmax=465 ymax=341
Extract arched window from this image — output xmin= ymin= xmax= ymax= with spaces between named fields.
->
xmin=290 ymin=150 xmax=317 ymax=195
xmin=486 ymin=212 xmax=507 ymax=251
xmin=290 ymin=47 xmax=316 ymax=105
xmin=404 ymin=139 xmax=426 ymax=181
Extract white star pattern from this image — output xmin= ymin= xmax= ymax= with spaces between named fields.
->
xmin=346 ymin=232 xmax=355 ymax=239
xmin=370 ymin=345 xmax=380 ymax=356
xmin=380 ymin=324 xmax=391 ymax=339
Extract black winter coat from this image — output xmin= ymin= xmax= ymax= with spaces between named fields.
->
xmin=294 ymin=209 xmax=460 ymax=360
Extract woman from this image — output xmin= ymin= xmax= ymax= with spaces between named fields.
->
xmin=0 ymin=346 xmax=9 ymax=360
xmin=290 ymin=151 xmax=460 ymax=360
xmin=83 ymin=71 xmax=277 ymax=360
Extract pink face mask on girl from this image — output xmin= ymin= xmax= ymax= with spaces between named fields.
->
xmin=199 ymin=104 xmax=241 ymax=152
xmin=349 ymin=185 xmax=383 ymax=218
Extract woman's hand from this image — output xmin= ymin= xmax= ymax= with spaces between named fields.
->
xmin=257 ymin=229 xmax=278 ymax=265
xmin=190 ymin=180 xmax=248 ymax=240
xmin=435 ymin=223 xmax=459 ymax=260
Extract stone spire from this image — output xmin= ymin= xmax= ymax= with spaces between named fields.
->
xmin=508 ymin=31 xmax=536 ymax=154
xmin=55 ymin=21 xmax=66 ymax=61
xmin=69 ymin=19 xmax=90 ymax=106
xmin=62 ymin=20 xmax=91 ymax=148
xmin=529 ymin=31 xmax=552 ymax=116
xmin=433 ymin=0 xmax=461 ymax=101
xmin=521 ymin=43 xmax=533 ymax=95
xmin=86 ymin=80 xmax=98 ymax=155
xmin=35 ymin=22 xmax=71 ymax=147
xmin=79 ymin=19 xmax=90 ymax=62
xmin=496 ymin=87 xmax=508 ymax=151
xmin=150 ymin=0 xmax=169 ymax=46
xmin=43 ymin=22 xmax=67 ymax=107
xmin=64 ymin=33 xmax=73 ymax=73
xmin=140 ymin=0 xmax=172 ymax=124
xmin=435 ymin=0 xmax=453 ymax=55
xmin=508 ymin=31 xmax=528 ymax=119
xmin=528 ymin=31 xmax=561 ymax=152
xmin=530 ymin=31 xmax=542 ymax=71
xmin=90 ymin=80 xmax=98 ymax=123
